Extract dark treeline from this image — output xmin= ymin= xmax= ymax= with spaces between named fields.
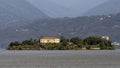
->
xmin=7 ymin=36 xmax=115 ymax=50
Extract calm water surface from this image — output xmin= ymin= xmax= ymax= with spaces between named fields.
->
xmin=0 ymin=49 xmax=120 ymax=68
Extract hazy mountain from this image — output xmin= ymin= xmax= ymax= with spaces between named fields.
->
xmin=27 ymin=0 xmax=108 ymax=18
xmin=0 ymin=0 xmax=48 ymax=29
xmin=85 ymin=0 xmax=120 ymax=16
xmin=1 ymin=13 xmax=120 ymax=48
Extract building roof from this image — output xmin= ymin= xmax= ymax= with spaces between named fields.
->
xmin=40 ymin=37 xmax=59 ymax=39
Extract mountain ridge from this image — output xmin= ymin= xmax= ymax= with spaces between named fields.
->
xmin=0 ymin=13 xmax=120 ymax=48
xmin=85 ymin=0 xmax=120 ymax=16
xmin=27 ymin=0 xmax=108 ymax=18
xmin=0 ymin=0 xmax=49 ymax=29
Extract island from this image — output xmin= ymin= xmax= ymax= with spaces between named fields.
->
xmin=7 ymin=36 xmax=115 ymax=50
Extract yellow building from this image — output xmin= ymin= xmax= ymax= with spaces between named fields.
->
xmin=40 ymin=37 xmax=60 ymax=44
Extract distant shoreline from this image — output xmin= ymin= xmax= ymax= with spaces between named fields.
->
xmin=7 ymin=36 xmax=115 ymax=50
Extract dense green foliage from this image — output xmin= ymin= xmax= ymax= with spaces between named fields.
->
xmin=84 ymin=36 xmax=115 ymax=50
xmin=7 ymin=36 xmax=115 ymax=50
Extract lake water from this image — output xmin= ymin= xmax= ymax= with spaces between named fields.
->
xmin=0 ymin=49 xmax=120 ymax=68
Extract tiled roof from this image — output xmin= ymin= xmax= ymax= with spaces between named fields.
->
xmin=40 ymin=37 xmax=59 ymax=39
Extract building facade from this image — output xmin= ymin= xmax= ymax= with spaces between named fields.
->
xmin=40 ymin=37 xmax=60 ymax=44
xmin=102 ymin=36 xmax=110 ymax=40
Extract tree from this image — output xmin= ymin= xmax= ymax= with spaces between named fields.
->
xmin=100 ymin=39 xmax=115 ymax=50
xmin=22 ymin=40 xmax=29 ymax=45
xmin=70 ymin=37 xmax=83 ymax=48
xmin=84 ymin=36 xmax=101 ymax=45
xmin=56 ymin=45 xmax=65 ymax=50
xmin=60 ymin=36 xmax=69 ymax=46
xmin=13 ymin=41 xmax=21 ymax=46
xmin=100 ymin=40 xmax=106 ymax=50
xmin=70 ymin=37 xmax=83 ymax=44
xmin=22 ymin=38 xmax=34 ymax=45
xmin=9 ymin=42 xmax=15 ymax=47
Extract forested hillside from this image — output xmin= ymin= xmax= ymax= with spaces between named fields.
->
xmin=0 ymin=0 xmax=48 ymax=29
xmin=0 ymin=13 xmax=120 ymax=48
